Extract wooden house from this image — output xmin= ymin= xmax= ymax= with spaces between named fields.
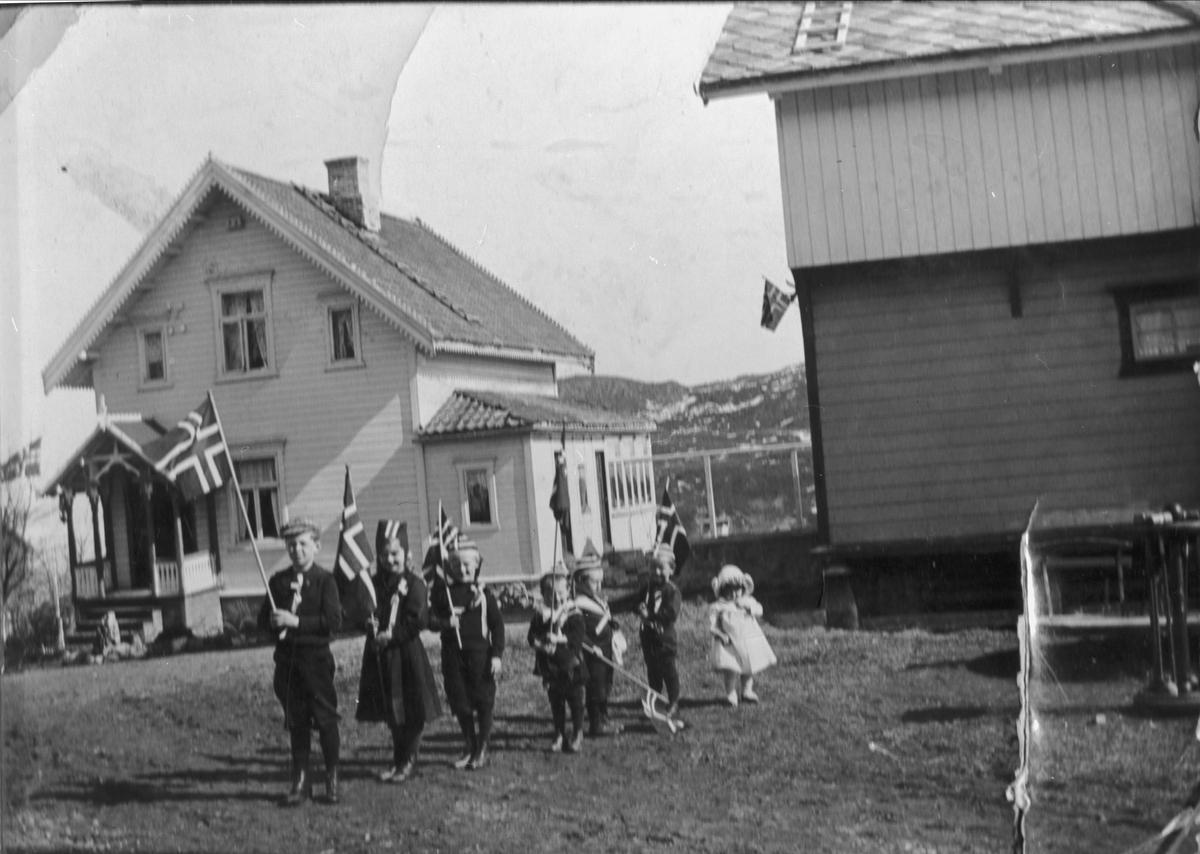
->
xmin=42 ymin=155 xmax=656 ymax=638
xmin=699 ymin=2 xmax=1200 ymax=612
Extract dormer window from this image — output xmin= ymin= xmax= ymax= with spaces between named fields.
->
xmin=209 ymin=272 xmax=276 ymax=381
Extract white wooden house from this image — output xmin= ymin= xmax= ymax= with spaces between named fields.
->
xmin=42 ymin=155 xmax=656 ymax=637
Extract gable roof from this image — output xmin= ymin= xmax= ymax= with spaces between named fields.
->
xmin=698 ymin=1 xmax=1200 ymax=102
xmin=418 ymin=390 xmax=656 ymax=441
xmin=43 ymin=156 xmax=594 ymax=392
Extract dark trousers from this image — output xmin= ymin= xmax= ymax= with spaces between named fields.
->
xmin=548 ymin=683 xmax=585 ymax=738
xmin=443 ymin=645 xmax=495 ymax=755
xmin=583 ymin=651 xmax=614 ymax=729
xmin=390 ymin=720 xmax=425 ymax=768
xmin=644 ymin=650 xmax=680 ymax=706
xmin=274 ymin=645 xmax=340 ymax=772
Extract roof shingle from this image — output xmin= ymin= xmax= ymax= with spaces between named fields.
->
xmin=698 ymin=1 xmax=1200 ymax=100
xmin=419 ymin=390 xmax=656 ymax=440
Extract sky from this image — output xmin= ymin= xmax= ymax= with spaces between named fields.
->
xmin=0 ymin=4 xmax=798 ymax=481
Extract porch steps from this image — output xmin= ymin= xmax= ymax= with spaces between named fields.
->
xmin=70 ymin=597 xmax=163 ymax=646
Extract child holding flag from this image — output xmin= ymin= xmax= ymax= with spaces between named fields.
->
xmin=529 ymin=562 xmax=589 ymax=753
xmin=428 ymin=535 xmax=505 ymax=770
xmin=256 ymin=518 xmax=343 ymax=806
xmin=355 ymin=521 xmax=442 ymax=783
xmin=637 ymin=543 xmax=683 ymax=717
xmin=573 ymin=539 xmax=625 ymax=737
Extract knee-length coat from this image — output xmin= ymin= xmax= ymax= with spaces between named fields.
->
xmin=356 ymin=568 xmax=442 ymax=727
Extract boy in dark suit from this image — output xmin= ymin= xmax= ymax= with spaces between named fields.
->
xmin=257 ymin=518 xmax=343 ymax=806
xmin=637 ymin=543 xmax=682 ymax=717
xmin=573 ymin=539 xmax=622 ymax=737
xmin=427 ymin=535 xmax=505 ymax=770
xmin=529 ymin=562 xmax=588 ymax=753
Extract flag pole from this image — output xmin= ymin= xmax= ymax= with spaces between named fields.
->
xmin=206 ymin=391 xmax=276 ymax=611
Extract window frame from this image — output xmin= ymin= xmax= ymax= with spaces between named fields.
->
xmin=208 ymin=271 xmax=278 ymax=383
xmin=456 ymin=459 xmax=499 ymax=532
xmin=227 ymin=441 xmax=287 ymax=551
xmin=1111 ymin=280 xmax=1200 ymax=378
xmin=577 ymin=462 xmax=590 ymax=514
xmin=325 ymin=300 xmax=365 ymax=370
xmin=137 ymin=324 xmax=172 ymax=389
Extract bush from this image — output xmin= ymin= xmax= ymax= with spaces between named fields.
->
xmin=3 ymin=597 xmax=68 ymax=670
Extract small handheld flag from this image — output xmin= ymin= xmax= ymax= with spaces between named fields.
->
xmin=333 ymin=467 xmax=377 ymax=629
xmin=141 ymin=393 xmax=233 ymax=501
xmin=438 ymin=502 xmax=459 ymax=566
xmin=654 ymin=489 xmax=691 ymax=575
xmin=761 ymin=278 xmax=795 ymax=332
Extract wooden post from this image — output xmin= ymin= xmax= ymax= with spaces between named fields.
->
xmin=171 ymin=492 xmax=186 ymax=587
xmin=206 ymin=492 xmax=221 ymax=578
xmin=143 ymin=480 xmax=159 ymax=597
xmin=1170 ymin=537 xmax=1191 ymax=693
xmin=703 ymin=453 xmax=716 ymax=540
xmin=790 ymin=448 xmax=804 ymax=528
xmin=48 ymin=564 xmax=65 ymax=652
xmin=1146 ymin=538 xmax=1166 ymax=690
xmin=87 ymin=484 xmax=104 ymax=598
xmin=62 ymin=489 xmax=79 ymax=603
xmin=102 ymin=478 xmax=117 ymax=596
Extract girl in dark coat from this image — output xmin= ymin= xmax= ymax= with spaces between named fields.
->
xmin=356 ymin=521 xmax=442 ymax=783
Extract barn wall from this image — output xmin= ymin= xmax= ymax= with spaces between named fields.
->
xmin=809 ymin=233 xmax=1200 ymax=544
xmin=776 ymin=44 xmax=1200 ymax=268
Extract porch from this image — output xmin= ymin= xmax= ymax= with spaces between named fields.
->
xmin=48 ymin=415 xmax=226 ymax=640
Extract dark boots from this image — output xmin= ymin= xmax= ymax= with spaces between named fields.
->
xmin=284 ymin=729 xmax=311 ymax=807
xmin=319 ymin=727 xmax=341 ymax=804
xmin=454 ymin=714 xmax=476 ymax=770
xmin=468 ymin=708 xmax=492 ymax=769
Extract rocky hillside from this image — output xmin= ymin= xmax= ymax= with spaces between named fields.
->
xmin=559 ymin=364 xmax=815 ymax=535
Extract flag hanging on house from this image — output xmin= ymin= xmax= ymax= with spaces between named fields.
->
xmin=333 ymin=466 xmax=376 ymax=629
xmin=437 ymin=502 xmax=459 ymax=566
xmin=654 ymin=489 xmax=692 ymax=575
xmin=761 ymin=278 xmax=795 ymax=331
xmin=22 ymin=438 xmax=41 ymax=478
xmin=141 ymin=392 xmax=233 ymax=501
xmin=549 ymin=425 xmax=574 ymax=555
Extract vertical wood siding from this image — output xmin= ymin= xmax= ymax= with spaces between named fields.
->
xmin=811 ymin=241 xmax=1200 ymax=544
xmin=422 ymin=435 xmax=533 ymax=580
xmin=91 ymin=194 xmax=421 ymax=594
xmin=776 ymin=45 xmax=1200 ymax=268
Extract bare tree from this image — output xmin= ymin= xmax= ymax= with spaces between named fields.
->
xmin=2 ymin=480 xmax=33 ymax=605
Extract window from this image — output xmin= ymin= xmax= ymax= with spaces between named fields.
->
xmin=138 ymin=327 xmax=169 ymax=386
xmin=210 ymin=272 xmax=275 ymax=380
xmin=327 ymin=302 xmax=364 ymax=368
xmin=577 ymin=463 xmax=590 ymax=513
xmin=235 ymin=456 xmax=281 ymax=542
xmin=606 ymin=458 xmax=654 ymax=512
xmin=457 ymin=461 xmax=498 ymax=530
xmin=1113 ymin=282 xmax=1200 ymax=377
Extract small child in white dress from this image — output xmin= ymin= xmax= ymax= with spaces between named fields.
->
xmin=709 ymin=565 xmax=776 ymax=707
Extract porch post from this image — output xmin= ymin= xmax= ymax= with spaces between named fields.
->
xmin=172 ymin=492 xmax=188 ymax=625
xmin=206 ymin=492 xmax=222 ymax=577
xmin=60 ymin=489 xmax=79 ymax=603
xmin=86 ymin=483 xmax=104 ymax=597
xmin=703 ymin=453 xmax=717 ymax=540
xmin=143 ymin=480 xmax=160 ymax=597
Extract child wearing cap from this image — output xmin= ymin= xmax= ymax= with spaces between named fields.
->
xmin=572 ymin=538 xmax=624 ymax=737
xmin=256 ymin=517 xmax=344 ymax=806
xmin=355 ymin=521 xmax=442 ymax=783
xmin=529 ymin=563 xmax=589 ymax=753
xmin=709 ymin=565 xmax=776 ymax=707
xmin=637 ymin=543 xmax=683 ymax=716
xmin=427 ymin=534 xmax=505 ymax=770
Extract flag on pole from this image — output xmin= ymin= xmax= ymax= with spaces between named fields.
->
xmin=437 ymin=502 xmax=459 ymax=566
xmin=141 ymin=393 xmax=233 ymax=501
xmin=22 ymin=438 xmax=41 ymax=478
xmin=761 ymin=278 xmax=795 ymax=331
xmin=654 ymin=489 xmax=691 ymax=575
xmin=333 ymin=466 xmax=376 ymax=629
xmin=549 ymin=423 xmax=574 ymax=555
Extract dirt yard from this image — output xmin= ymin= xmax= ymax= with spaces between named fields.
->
xmin=5 ymin=604 xmax=1018 ymax=853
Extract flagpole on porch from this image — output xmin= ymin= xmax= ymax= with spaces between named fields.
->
xmin=206 ymin=391 xmax=277 ymax=611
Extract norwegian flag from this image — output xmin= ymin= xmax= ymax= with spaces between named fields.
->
xmin=654 ymin=488 xmax=692 ymax=575
xmin=437 ymin=502 xmax=459 ymax=565
xmin=761 ymin=278 xmax=795 ymax=331
xmin=142 ymin=393 xmax=233 ymax=501
xmin=333 ymin=466 xmax=377 ymax=629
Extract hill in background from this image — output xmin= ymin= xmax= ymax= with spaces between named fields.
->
xmin=560 ymin=363 xmax=815 ymax=536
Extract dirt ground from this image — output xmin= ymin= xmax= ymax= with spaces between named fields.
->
xmin=4 ymin=603 xmax=1019 ymax=854
xmin=1024 ymin=628 xmax=1200 ymax=854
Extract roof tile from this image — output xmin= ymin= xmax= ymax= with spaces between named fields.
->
xmin=419 ymin=390 xmax=656 ymax=439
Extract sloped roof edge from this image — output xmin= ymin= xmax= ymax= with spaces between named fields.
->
xmin=699 ymin=18 xmax=1200 ymax=102
xmin=42 ymin=157 xmax=446 ymax=394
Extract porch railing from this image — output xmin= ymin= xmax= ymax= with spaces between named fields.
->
xmin=155 ymin=552 xmax=218 ymax=597
xmin=74 ymin=559 xmax=108 ymax=600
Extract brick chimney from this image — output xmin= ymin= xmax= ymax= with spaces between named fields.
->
xmin=324 ymin=156 xmax=380 ymax=232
